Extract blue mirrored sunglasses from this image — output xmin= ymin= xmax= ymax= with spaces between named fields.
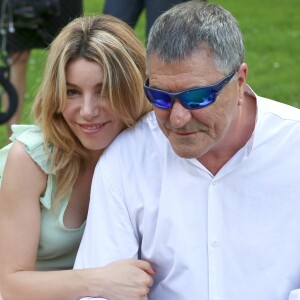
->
xmin=144 ymin=70 xmax=236 ymax=110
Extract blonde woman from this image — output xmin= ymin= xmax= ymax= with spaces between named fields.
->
xmin=0 ymin=15 xmax=154 ymax=300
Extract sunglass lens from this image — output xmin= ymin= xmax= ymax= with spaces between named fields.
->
xmin=145 ymin=90 xmax=172 ymax=109
xmin=182 ymin=89 xmax=216 ymax=109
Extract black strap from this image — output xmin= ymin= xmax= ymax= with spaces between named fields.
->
xmin=0 ymin=67 xmax=18 ymax=124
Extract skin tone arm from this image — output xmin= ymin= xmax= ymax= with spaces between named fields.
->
xmin=0 ymin=141 xmax=154 ymax=300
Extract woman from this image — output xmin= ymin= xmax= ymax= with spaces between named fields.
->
xmin=2 ymin=0 xmax=83 ymax=140
xmin=0 ymin=15 xmax=154 ymax=300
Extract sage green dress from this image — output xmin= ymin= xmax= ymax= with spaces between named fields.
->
xmin=0 ymin=125 xmax=85 ymax=270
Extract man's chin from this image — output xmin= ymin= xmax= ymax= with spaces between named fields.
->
xmin=170 ymin=145 xmax=204 ymax=159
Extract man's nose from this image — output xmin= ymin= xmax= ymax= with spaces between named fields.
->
xmin=169 ymin=99 xmax=192 ymax=128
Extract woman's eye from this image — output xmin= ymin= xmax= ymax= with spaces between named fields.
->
xmin=67 ymin=89 xmax=79 ymax=97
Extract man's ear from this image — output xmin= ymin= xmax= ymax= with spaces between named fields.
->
xmin=237 ymin=63 xmax=248 ymax=105
xmin=238 ymin=63 xmax=248 ymax=87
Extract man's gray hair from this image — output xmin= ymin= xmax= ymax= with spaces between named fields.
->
xmin=146 ymin=1 xmax=245 ymax=75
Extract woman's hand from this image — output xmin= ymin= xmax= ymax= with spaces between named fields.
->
xmin=84 ymin=259 xmax=155 ymax=300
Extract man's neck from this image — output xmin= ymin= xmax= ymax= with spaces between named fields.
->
xmin=197 ymin=93 xmax=257 ymax=175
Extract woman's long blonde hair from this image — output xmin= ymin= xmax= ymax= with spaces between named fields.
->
xmin=32 ymin=15 xmax=152 ymax=204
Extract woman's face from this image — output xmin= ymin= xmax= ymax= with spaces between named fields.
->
xmin=62 ymin=58 xmax=126 ymax=152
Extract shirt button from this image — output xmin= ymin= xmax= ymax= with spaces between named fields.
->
xmin=211 ymin=240 xmax=219 ymax=247
xmin=212 ymin=181 xmax=216 ymax=185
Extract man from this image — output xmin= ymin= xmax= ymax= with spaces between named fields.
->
xmin=75 ymin=2 xmax=300 ymax=299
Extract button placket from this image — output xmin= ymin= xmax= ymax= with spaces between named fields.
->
xmin=207 ymin=179 xmax=222 ymax=300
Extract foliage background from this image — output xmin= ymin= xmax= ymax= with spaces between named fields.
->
xmin=0 ymin=0 xmax=299 ymax=147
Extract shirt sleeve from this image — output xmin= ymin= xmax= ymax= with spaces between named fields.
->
xmin=289 ymin=290 xmax=300 ymax=300
xmin=74 ymin=153 xmax=140 ymax=299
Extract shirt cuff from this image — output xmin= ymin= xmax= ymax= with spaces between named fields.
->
xmin=79 ymin=297 xmax=106 ymax=300
xmin=289 ymin=289 xmax=300 ymax=300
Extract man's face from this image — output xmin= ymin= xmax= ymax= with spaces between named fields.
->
xmin=148 ymin=50 xmax=244 ymax=160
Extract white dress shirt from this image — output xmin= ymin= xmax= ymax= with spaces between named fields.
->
xmin=75 ymin=87 xmax=300 ymax=300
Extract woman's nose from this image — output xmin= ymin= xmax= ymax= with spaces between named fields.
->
xmin=80 ymin=96 xmax=100 ymax=119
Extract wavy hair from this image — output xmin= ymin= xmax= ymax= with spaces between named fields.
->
xmin=32 ymin=15 xmax=152 ymax=204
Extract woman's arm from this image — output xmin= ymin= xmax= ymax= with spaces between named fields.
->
xmin=0 ymin=140 xmax=47 ymax=299
xmin=0 ymin=141 xmax=154 ymax=300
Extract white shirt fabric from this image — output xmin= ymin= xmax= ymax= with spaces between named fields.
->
xmin=75 ymin=86 xmax=300 ymax=300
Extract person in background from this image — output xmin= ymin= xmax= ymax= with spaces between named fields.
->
xmin=74 ymin=1 xmax=300 ymax=300
xmin=103 ymin=0 xmax=206 ymax=39
xmin=1 ymin=0 xmax=82 ymax=141
xmin=0 ymin=15 xmax=154 ymax=300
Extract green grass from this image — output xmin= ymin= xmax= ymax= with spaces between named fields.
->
xmin=1 ymin=0 xmax=299 ymax=147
